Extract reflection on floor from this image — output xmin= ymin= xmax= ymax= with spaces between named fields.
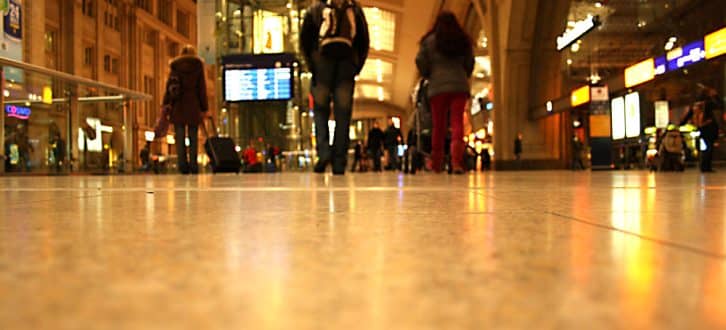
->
xmin=1 ymin=171 xmax=725 ymax=329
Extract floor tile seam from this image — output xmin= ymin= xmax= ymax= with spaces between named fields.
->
xmin=546 ymin=211 xmax=726 ymax=259
xmin=1 ymin=191 xmax=121 ymax=210
xmin=471 ymin=190 xmax=726 ymax=259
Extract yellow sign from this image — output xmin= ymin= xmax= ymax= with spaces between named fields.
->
xmin=705 ymin=27 xmax=726 ymax=59
xmin=624 ymin=58 xmax=655 ymax=88
xmin=42 ymin=86 xmax=53 ymax=104
xmin=571 ymin=85 xmax=590 ymax=107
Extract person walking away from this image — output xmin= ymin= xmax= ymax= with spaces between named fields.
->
xmin=266 ymin=144 xmax=277 ymax=172
xmin=366 ymin=122 xmax=385 ymax=171
xmin=384 ymin=118 xmax=402 ymax=170
xmin=163 ymin=45 xmax=208 ymax=175
xmin=351 ymin=141 xmax=363 ymax=172
xmin=301 ymin=0 xmax=370 ymax=175
xmin=51 ymin=133 xmax=65 ymax=173
xmin=572 ymin=136 xmax=585 ymax=170
xmin=514 ymin=133 xmax=523 ymax=161
xmin=415 ymin=11 xmax=474 ymax=174
xmin=140 ymin=141 xmax=152 ymax=172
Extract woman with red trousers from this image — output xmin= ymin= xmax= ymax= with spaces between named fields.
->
xmin=415 ymin=11 xmax=474 ymax=174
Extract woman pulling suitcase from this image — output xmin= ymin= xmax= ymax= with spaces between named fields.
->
xmin=162 ymin=45 xmax=208 ymax=175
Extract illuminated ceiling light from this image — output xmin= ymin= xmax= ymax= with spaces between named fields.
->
xmin=286 ymin=3 xmax=292 ymax=9
xmin=637 ymin=20 xmax=647 ymax=28
xmin=571 ymin=41 xmax=580 ymax=53
xmin=668 ymin=36 xmax=677 ymax=43
xmin=567 ymin=59 xmax=573 ymax=65
xmin=588 ymin=73 xmax=602 ymax=84
xmin=594 ymin=2 xmax=603 ymax=8
xmin=546 ymin=101 xmax=553 ymax=112
xmin=3 ymin=90 xmax=9 ymax=97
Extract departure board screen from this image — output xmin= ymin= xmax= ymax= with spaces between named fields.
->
xmin=224 ymin=67 xmax=293 ymax=102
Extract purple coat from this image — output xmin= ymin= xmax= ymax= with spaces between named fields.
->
xmin=163 ymin=55 xmax=208 ymax=126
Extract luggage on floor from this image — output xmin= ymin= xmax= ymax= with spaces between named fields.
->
xmin=202 ymin=118 xmax=241 ymax=174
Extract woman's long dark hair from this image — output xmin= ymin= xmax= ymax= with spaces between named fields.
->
xmin=421 ymin=11 xmax=473 ymax=58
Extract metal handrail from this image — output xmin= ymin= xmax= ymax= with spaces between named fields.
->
xmin=0 ymin=56 xmax=152 ymax=101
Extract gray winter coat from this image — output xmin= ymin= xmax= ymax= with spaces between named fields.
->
xmin=415 ymin=34 xmax=475 ymax=98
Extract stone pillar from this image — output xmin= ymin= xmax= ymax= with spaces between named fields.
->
xmin=483 ymin=0 xmax=570 ymax=169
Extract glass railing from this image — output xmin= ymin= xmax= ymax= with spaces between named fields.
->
xmin=0 ymin=56 xmax=151 ymax=175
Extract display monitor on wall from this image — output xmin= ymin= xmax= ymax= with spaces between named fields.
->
xmin=624 ymin=92 xmax=641 ymax=138
xmin=611 ymin=97 xmax=626 ymax=140
xmin=222 ymin=53 xmax=296 ymax=103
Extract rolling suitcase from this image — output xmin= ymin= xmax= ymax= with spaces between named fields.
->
xmin=202 ymin=118 xmax=241 ymax=174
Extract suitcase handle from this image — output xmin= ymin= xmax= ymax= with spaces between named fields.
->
xmin=201 ymin=116 xmax=217 ymax=139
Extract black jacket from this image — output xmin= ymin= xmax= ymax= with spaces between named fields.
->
xmin=163 ymin=55 xmax=208 ymax=126
xmin=367 ymin=128 xmax=385 ymax=151
xmin=384 ymin=125 xmax=402 ymax=148
xmin=300 ymin=0 xmax=370 ymax=74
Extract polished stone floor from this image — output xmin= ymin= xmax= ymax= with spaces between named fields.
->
xmin=1 ymin=171 xmax=725 ymax=329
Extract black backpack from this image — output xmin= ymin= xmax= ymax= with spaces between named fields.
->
xmin=319 ymin=0 xmax=357 ymax=60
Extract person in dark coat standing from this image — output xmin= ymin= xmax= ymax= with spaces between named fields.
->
xmin=514 ymin=133 xmax=523 ymax=161
xmin=301 ymin=0 xmax=369 ymax=175
xmin=415 ymin=11 xmax=474 ymax=174
xmin=163 ymin=45 xmax=208 ymax=175
xmin=367 ymin=121 xmax=385 ymax=172
xmin=384 ymin=118 xmax=402 ymax=170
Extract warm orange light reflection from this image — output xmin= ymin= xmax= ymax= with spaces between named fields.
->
xmin=611 ymin=188 xmax=657 ymax=327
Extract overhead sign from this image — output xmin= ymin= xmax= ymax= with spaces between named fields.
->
xmin=705 ymin=27 xmax=726 ymax=59
xmin=591 ymin=86 xmax=609 ymax=102
xmin=666 ymin=40 xmax=705 ymax=71
xmin=5 ymin=104 xmax=30 ymax=119
xmin=654 ymin=56 xmax=667 ymax=75
xmin=557 ymin=15 xmax=600 ymax=51
xmin=571 ymin=85 xmax=590 ymax=107
xmin=624 ymin=58 xmax=655 ymax=88
xmin=625 ymin=92 xmax=641 ymax=138
xmin=611 ymin=97 xmax=625 ymax=140
xmin=654 ymin=101 xmax=669 ymax=129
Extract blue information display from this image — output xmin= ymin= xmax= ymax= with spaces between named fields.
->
xmin=654 ymin=56 xmax=667 ymax=75
xmin=224 ymin=67 xmax=293 ymax=102
xmin=666 ymin=41 xmax=705 ymax=72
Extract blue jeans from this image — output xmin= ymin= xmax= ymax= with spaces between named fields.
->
xmin=174 ymin=124 xmax=199 ymax=174
xmin=312 ymin=57 xmax=356 ymax=168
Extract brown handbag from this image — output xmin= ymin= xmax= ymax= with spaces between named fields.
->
xmin=154 ymin=104 xmax=172 ymax=139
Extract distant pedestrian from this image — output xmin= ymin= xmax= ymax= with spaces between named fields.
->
xmin=384 ymin=118 xmax=402 ymax=170
xmin=367 ymin=122 xmax=385 ymax=171
xmin=140 ymin=141 xmax=152 ymax=172
xmin=572 ymin=136 xmax=585 ymax=170
xmin=415 ymin=11 xmax=474 ymax=174
xmin=514 ymin=133 xmax=523 ymax=161
xmin=351 ymin=141 xmax=363 ymax=172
